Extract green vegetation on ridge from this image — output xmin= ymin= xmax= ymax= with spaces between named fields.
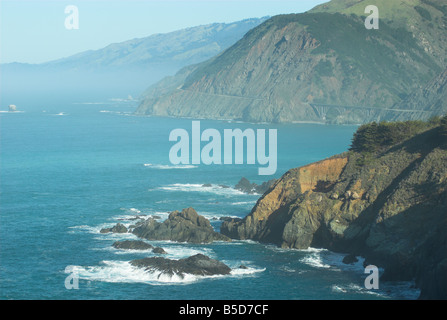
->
xmin=350 ymin=117 xmax=445 ymax=153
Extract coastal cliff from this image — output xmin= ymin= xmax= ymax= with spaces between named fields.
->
xmin=221 ymin=118 xmax=447 ymax=299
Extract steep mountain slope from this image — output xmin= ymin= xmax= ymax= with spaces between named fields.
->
xmin=1 ymin=18 xmax=267 ymax=103
xmin=386 ymin=67 xmax=447 ymax=121
xmin=311 ymin=0 xmax=447 ymax=65
xmin=221 ymin=118 xmax=447 ymax=299
xmin=136 ymin=0 xmax=447 ymax=124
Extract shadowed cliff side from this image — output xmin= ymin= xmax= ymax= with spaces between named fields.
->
xmin=221 ymin=118 xmax=447 ymax=299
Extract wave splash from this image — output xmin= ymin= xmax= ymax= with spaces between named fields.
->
xmin=157 ymin=183 xmax=245 ymax=196
xmin=71 ymin=260 xmax=265 ymax=285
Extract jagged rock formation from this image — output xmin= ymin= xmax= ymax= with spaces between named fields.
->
xmin=222 ymin=156 xmax=349 ymax=243
xmin=221 ymin=120 xmax=447 ymax=299
xmin=234 ymin=177 xmax=277 ymax=194
xmin=132 ymin=207 xmax=231 ymax=243
xmin=100 ymin=223 xmax=128 ymax=234
xmin=136 ymin=0 xmax=447 ymax=124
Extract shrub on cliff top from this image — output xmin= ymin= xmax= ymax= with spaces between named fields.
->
xmin=350 ymin=120 xmax=434 ymax=153
xmin=441 ymin=115 xmax=447 ymax=137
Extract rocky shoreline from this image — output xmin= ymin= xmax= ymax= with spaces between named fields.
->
xmin=98 ymin=121 xmax=446 ymax=298
xmin=221 ymin=121 xmax=447 ymax=299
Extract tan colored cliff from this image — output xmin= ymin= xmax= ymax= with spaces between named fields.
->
xmin=251 ymin=156 xmax=348 ymax=222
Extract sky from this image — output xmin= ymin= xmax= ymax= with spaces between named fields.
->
xmin=0 ymin=0 xmax=328 ymax=64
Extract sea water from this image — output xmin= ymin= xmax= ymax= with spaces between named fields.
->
xmin=0 ymin=100 xmax=420 ymax=300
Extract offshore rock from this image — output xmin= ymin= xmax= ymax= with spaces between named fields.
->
xmin=130 ymin=254 xmax=231 ymax=278
xmin=235 ymin=177 xmax=277 ymax=194
xmin=132 ymin=207 xmax=231 ymax=244
xmin=152 ymin=247 xmax=167 ymax=254
xmin=100 ymin=223 xmax=128 ymax=234
xmin=112 ymin=240 xmax=154 ymax=250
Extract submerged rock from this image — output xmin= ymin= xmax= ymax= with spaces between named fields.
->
xmin=130 ymin=254 xmax=231 ymax=278
xmin=342 ymin=254 xmax=359 ymax=265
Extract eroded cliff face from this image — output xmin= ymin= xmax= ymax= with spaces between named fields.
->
xmin=221 ymin=126 xmax=447 ymax=299
xmin=221 ymin=156 xmax=349 ymax=244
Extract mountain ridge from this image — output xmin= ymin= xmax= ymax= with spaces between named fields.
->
xmin=136 ymin=0 xmax=447 ymax=124
xmin=1 ymin=17 xmax=268 ymax=102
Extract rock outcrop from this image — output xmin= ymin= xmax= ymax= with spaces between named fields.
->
xmin=234 ymin=177 xmax=277 ymax=194
xmin=222 ymin=156 xmax=348 ymax=242
xmin=130 ymin=254 xmax=231 ymax=278
xmin=100 ymin=223 xmax=128 ymax=234
xmin=132 ymin=207 xmax=231 ymax=244
xmin=221 ymin=121 xmax=447 ymax=299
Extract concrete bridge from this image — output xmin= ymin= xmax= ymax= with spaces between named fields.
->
xmin=310 ymin=103 xmax=432 ymax=121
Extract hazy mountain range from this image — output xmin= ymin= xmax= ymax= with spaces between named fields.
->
xmin=1 ymin=17 xmax=268 ymax=104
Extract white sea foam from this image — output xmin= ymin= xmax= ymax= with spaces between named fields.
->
xmin=330 ymin=280 xmax=420 ymax=299
xmin=72 ymin=257 xmax=265 ymax=285
xmin=107 ymin=239 xmax=216 ymax=260
xmin=300 ymin=252 xmax=332 ymax=269
xmin=160 ymin=245 xmax=215 ymax=260
xmin=113 ymin=207 xmax=170 ymax=221
xmin=72 ymin=221 xmax=138 ymax=240
xmin=94 ymin=232 xmax=137 ymax=241
xmin=158 ymin=183 xmax=245 ymax=196
xmin=230 ymin=201 xmax=257 ymax=206
xmin=330 ymin=283 xmax=385 ymax=297
xmin=73 ymin=260 xmax=198 ymax=284
xmin=144 ymin=164 xmax=198 ymax=169
xmin=230 ymin=266 xmax=266 ymax=277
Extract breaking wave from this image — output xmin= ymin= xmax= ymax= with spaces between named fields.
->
xmin=70 ymin=259 xmax=265 ymax=285
xmin=157 ymin=183 xmax=244 ymax=196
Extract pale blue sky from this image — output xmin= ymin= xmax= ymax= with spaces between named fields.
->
xmin=0 ymin=0 xmax=328 ymax=64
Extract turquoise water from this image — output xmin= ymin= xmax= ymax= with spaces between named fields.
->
xmin=0 ymin=101 xmax=419 ymax=300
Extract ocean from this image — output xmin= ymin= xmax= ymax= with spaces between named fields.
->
xmin=0 ymin=99 xmax=420 ymax=300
